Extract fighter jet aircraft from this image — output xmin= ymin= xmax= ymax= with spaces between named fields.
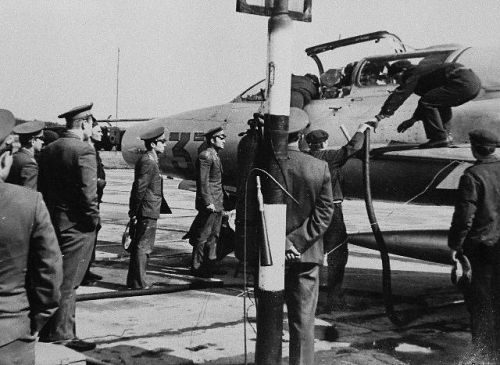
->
xmin=121 ymin=30 xmax=500 ymax=264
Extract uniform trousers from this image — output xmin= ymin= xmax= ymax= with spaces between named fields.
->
xmin=463 ymin=250 xmax=500 ymax=363
xmin=324 ymin=203 xmax=349 ymax=309
xmin=415 ymin=68 xmax=481 ymax=141
xmin=191 ymin=210 xmax=222 ymax=271
xmin=0 ymin=337 xmax=35 ymax=365
xmin=84 ymin=208 xmax=102 ymax=280
xmin=127 ymin=217 xmax=157 ymax=289
xmin=290 ymin=91 xmax=306 ymax=109
xmin=39 ymin=226 xmax=95 ymax=342
xmin=285 ymin=263 xmax=320 ymax=365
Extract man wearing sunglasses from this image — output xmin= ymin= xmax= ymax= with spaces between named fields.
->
xmin=188 ymin=126 xmax=227 ymax=278
xmin=127 ymin=126 xmax=169 ymax=289
xmin=6 ymin=120 xmax=45 ymax=190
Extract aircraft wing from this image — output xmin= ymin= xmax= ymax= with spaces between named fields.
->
xmin=371 ymin=144 xmax=473 ymax=190
xmin=341 ymin=143 xmax=474 ymax=205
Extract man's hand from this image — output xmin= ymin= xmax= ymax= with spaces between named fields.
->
xmin=206 ymin=203 xmax=216 ymax=212
xmin=357 ymin=123 xmax=374 ymax=134
xmin=365 ymin=119 xmax=379 ymax=132
xmin=367 ymin=113 xmax=389 ymax=132
xmin=0 ymin=151 xmax=13 ymax=181
xmin=450 ymin=249 xmax=458 ymax=263
xmin=397 ymin=118 xmax=417 ymax=133
xmin=285 ymin=246 xmax=301 ymax=261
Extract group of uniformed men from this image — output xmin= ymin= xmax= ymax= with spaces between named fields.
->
xmin=0 ymin=103 xmax=107 ymax=364
xmin=1 ymin=57 xmax=499 ymax=364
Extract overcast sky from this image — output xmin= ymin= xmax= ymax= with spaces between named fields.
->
xmin=2 ymin=0 xmax=500 ymax=121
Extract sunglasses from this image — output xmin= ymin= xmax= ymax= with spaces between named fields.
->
xmin=155 ymin=138 xmax=167 ymax=143
xmin=214 ymin=134 xmax=226 ymax=140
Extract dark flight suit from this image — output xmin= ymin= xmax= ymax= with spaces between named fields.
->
xmin=6 ymin=147 xmax=38 ymax=189
xmin=285 ymin=146 xmax=334 ymax=365
xmin=380 ymin=63 xmax=481 ymax=141
xmin=449 ymin=155 xmax=500 ymax=362
xmin=83 ymin=145 xmax=107 ymax=283
xmin=291 ymin=74 xmax=320 ymax=109
xmin=0 ymin=182 xmax=63 ymax=364
xmin=309 ymin=131 xmax=365 ymax=310
xmin=38 ymin=130 xmax=99 ymax=342
xmin=127 ymin=151 xmax=163 ymax=289
xmin=190 ymin=146 xmax=225 ymax=274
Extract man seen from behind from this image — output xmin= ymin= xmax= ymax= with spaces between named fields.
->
xmin=0 ymin=109 xmax=63 ymax=364
xmin=449 ymin=129 xmax=500 ymax=363
xmin=38 ymin=103 xmax=99 ymax=352
xmin=284 ymin=108 xmax=334 ymax=365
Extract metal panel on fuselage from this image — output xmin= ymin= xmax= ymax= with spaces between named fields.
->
xmin=342 ymin=145 xmax=474 ymax=205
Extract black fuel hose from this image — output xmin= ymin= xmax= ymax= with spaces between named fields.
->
xmin=362 ymin=128 xmax=410 ymax=327
xmin=76 ymin=280 xmax=223 ymax=302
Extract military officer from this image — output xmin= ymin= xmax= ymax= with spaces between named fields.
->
xmin=188 ymin=126 xmax=227 ymax=278
xmin=81 ymin=119 xmax=106 ymax=285
xmin=374 ymin=61 xmax=482 ymax=148
xmin=127 ymin=126 xmax=169 ymax=289
xmin=449 ymin=129 xmax=500 ymax=363
xmin=0 ymin=109 xmax=63 ymax=365
xmin=6 ymin=120 xmax=45 ymax=189
xmin=284 ymin=108 xmax=335 ymax=365
xmin=38 ymin=103 xmax=99 ymax=352
xmin=306 ymin=123 xmax=371 ymax=313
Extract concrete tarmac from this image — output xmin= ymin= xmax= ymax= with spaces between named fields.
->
xmin=72 ymin=153 xmax=472 ymax=364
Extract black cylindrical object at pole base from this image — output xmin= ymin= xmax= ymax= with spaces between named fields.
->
xmin=255 ymin=289 xmax=285 ymax=365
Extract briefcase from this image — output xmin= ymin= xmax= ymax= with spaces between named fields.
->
xmin=216 ymin=215 xmax=235 ymax=260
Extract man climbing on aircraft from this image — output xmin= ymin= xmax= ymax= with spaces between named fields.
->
xmin=373 ymin=60 xmax=482 ymax=148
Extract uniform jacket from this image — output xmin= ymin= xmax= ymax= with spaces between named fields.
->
xmin=6 ymin=147 xmax=38 ymax=189
xmin=285 ymin=147 xmax=335 ymax=264
xmin=449 ymin=156 xmax=500 ymax=253
xmin=38 ymin=131 xmax=99 ymax=232
xmin=129 ymin=151 xmax=165 ymax=219
xmin=0 ymin=182 xmax=63 ymax=346
xmin=195 ymin=147 xmax=225 ymax=212
xmin=380 ymin=63 xmax=481 ymax=116
xmin=309 ymin=131 xmax=364 ymax=201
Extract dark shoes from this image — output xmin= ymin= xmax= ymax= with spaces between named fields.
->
xmin=85 ymin=271 xmax=103 ymax=281
xmin=211 ymin=267 xmax=227 ymax=276
xmin=81 ymin=271 xmax=103 ymax=286
xmin=62 ymin=338 xmax=96 ymax=352
xmin=191 ymin=262 xmax=227 ymax=278
xmin=419 ymin=137 xmax=452 ymax=149
xmin=191 ymin=268 xmax=213 ymax=278
xmin=127 ymin=283 xmax=153 ymax=290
